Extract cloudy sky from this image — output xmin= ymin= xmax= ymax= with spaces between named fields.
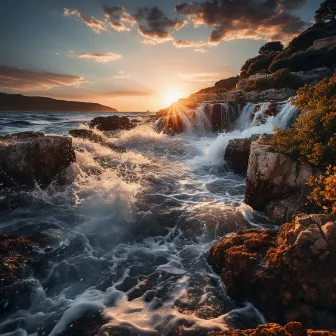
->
xmin=0 ymin=0 xmax=322 ymax=111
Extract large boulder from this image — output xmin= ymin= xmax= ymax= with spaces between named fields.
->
xmin=245 ymin=137 xmax=315 ymax=223
xmin=0 ymin=132 xmax=75 ymax=187
xmin=208 ymin=214 xmax=336 ymax=329
xmin=224 ymin=135 xmax=259 ymax=174
xmin=90 ymin=116 xmax=134 ymax=131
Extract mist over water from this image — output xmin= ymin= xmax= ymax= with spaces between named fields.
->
xmin=0 ymin=103 xmax=297 ymax=335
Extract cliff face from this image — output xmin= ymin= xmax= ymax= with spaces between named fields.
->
xmin=0 ymin=92 xmax=117 ymax=112
xmin=245 ymin=137 xmax=315 ymax=224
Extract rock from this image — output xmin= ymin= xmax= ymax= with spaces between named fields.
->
xmin=294 ymin=67 xmax=334 ymax=85
xmin=211 ymin=103 xmax=240 ymax=132
xmin=245 ymin=138 xmax=315 ymax=223
xmin=69 ymin=129 xmax=105 ymax=143
xmin=213 ymin=322 xmax=336 ymax=336
xmin=0 ymin=232 xmax=53 ymax=315
xmin=89 ymin=116 xmax=134 ymax=131
xmin=175 ymin=88 xmax=296 ymax=109
xmin=224 ymin=135 xmax=259 ymax=174
xmin=155 ymin=113 xmax=185 ymax=135
xmin=0 ymin=132 xmax=75 ymax=187
xmin=312 ymin=36 xmax=336 ymax=51
xmin=208 ymin=214 xmax=336 ymax=329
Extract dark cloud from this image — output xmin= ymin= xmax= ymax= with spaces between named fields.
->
xmin=134 ymin=7 xmax=187 ymax=43
xmin=175 ymin=0 xmax=307 ymax=43
xmin=0 ymin=66 xmax=85 ymax=92
xmin=103 ymin=6 xmax=136 ymax=32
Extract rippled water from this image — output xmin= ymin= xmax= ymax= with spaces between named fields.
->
xmin=0 ymin=105 xmax=295 ymax=335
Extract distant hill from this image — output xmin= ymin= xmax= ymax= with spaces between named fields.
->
xmin=0 ymin=92 xmax=117 ymax=112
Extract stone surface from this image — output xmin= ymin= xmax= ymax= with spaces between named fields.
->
xmin=69 ymin=129 xmax=106 ymax=143
xmin=208 ymin=214 xmax=336 ymax=329
xmin=224 ymin=135 xmax=259 ymax=174
xmin=90 ymin=116 xmax=134 ymax=131
xmin=245 ymin=137 xmax=315 ymax=223
xmin=176 ymin=88 xmax=296 ymax=109
xmin=312 ymin=35 xmax=336 ymax=51
xmin=214 ymin=322 xmax=336 ymax=336
xmin=0 ymin=132 xmax=75 ymax=187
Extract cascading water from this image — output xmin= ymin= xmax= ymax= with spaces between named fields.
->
xmin=0 ymin=103 xmax=298 ymax=335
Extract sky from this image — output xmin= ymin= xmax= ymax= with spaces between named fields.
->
xmin=0 ymin=0 xmax=323 ymax=112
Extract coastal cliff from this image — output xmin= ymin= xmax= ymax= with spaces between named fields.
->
xmin=0 ymin=92 xmax=117 ymax=112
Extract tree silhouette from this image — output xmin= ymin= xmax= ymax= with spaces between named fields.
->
xmin=258 ymin=41 xmax=284 ymax=55
xmin=315 ymin=0 xmax=336 ymax=23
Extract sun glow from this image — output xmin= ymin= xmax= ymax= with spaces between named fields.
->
xmin=163 ymin=90 xmax=185 ymax=106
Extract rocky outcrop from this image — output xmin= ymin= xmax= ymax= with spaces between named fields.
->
xmin=176 ymin=88 xmax=296 ymax=109
xmin=90 ymin=116 xmax=134 ymax=131
xmin=245 ymin=137 xmax=315 ymax=223
xmin=214 ymin=322 xmax=336 ymax=336
xmin=0 ymin=232 xmax=53 ymax=315
xmin=0 ymin=132 xmax=75 ymax=187
xmin=224 ymin=135 xmax=259 ymax=174
xmin=311 ymin=35 xmax=336 ymax=52
xmin=69 ymin=129 xmax=105 ymax=143
xmin=294 ymin=67 xmax=334 ymax=85
xmin=208 ymin=214 xmax=336 ymax=329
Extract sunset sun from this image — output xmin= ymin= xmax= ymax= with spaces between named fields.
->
xmin=163 ymin=90 xmax=185 ymax=106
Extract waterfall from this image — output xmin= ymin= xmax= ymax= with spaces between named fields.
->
xmin=155 ymin=100 xmax=299 ymax=136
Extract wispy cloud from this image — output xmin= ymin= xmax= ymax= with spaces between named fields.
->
xmin=113 ymin=71 xmax=132 ymax=79
xmin=79 ymin=52 xmax=122 ymax=63
xmin=101 ymin=90 xmax=152 ymax=97
xmin=0 ymin=65 xmax=85 ymax=92
xmin=64 ymin=8 xmax=107 ymax=34
xmin=178 ymin=72 xmax=227 ymax=84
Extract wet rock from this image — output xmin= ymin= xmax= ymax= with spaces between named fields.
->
xmin=0 ymin=132 xmax=75 ymax=187
xmin=224 ymin=135 xmax=259 ymax=174
xmin=89 ymin=116 xmax=134 ymax=131
xmin=69 ymin=129 xmax=105 ymax=143
xmin=211 ymin=103 xmax=240 ymax=132
xmin=208 ymin=214 xmax=336 ymax=329
xmin=155 ymin=113 xmax=185 ymax=135
xmin=245 ymin=138 xmax=315 ymax=223
xmin=0 ymin=233 xmax=53 ymax=315
xmin=214 ymin=322 xmax=336 ymax=336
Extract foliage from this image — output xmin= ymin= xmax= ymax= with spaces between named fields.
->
xmin=271 ymin=73 xmax=336 ymax=168
xmin=308 ymin=166 xmax=336 ymax=214
xmin=269 ymin=48 xmax=336 ymax=73
xmin=244 ymin=68 xmax=304 ymax=92
xmin=259 ymin=41 xmax=284 ymax=54
xmin=197 ymin=76 xmax=240 ymax=94
xmin=315 ymin=0 xmax=336 ymax=23
xmin=240 ymin=54 xmax=278 ymax=78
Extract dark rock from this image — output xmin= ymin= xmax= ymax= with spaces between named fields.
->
xmin=245 ymin=139 xmax=315 ymax=223
xmin=155 ymin=113 xmax=185 ymax=135
xmin=0 ymin=132 xmax=75 ymax=187
xmin=224 ymin=135 xmax=259 ymax=174
xmin=208 ymin=214 xmax=336 ymax=329
xmin=90 ymin=116 xmax=134 ymax=131
xmin=213 ymin=322 xmax=336 ymax=336
xmin=0 ymin=233 xmax=53 ymax=315
xmin=211 ymin=103 xmax=240 ymax=132
xmin=69 ymin=129 xmax=105 ymax=143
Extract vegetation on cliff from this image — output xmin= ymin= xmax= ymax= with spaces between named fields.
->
xmin=271 ymin=73 xmax=336 ymax=213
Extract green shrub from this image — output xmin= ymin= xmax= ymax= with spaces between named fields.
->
xmin=240 ymin=54 xmax=278 ymax=78
xmin=259 ymin=41 xmax=284 ymax=54
xmin=271 ymin=73 xmax=336 ymax=168
xmin=269 ymin=49 xmax=336 ymax=73
xmin=197 ymin=76 xmax=240 ymax=94
xmin=244 ymin=69 xmax=304 ymax=92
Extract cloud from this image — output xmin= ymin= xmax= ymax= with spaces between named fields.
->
xmin=79 ymin=52 xmax=122 ymax=63
xmin=175 ymin=0 xmax=307 ymax=43
xmin=134 ymin=7 xmax=187 ymax=43
xmin=179 ymin=72 xmax=226 ymax=83
xmin=173 ymin=39 xmax=210 ymax=51
xmin=101 ymin=90 xmax=152 ymax=97
xmin=113 ymin=71 xmax=132 ymax=79
xmin=103 ymin=6 xmax=136 ymax=32
xmin=0 ymin=65 xmax=85 ymax=92
xmin=64 ymin=8 xmax=107 ymax=34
